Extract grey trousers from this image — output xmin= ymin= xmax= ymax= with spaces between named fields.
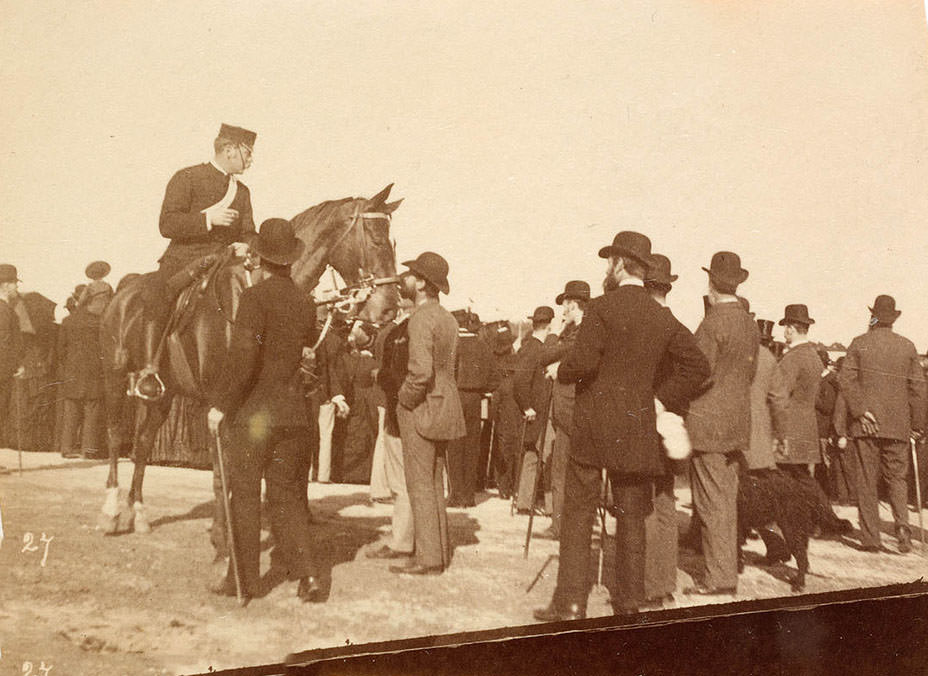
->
xmin=383 ymin=425 xmax=414 ymax=553
xmin=397 ymin=406 xmax=450 ymax=568
xmin=854 ymin=437 xmax=910 ymax=547
xmin=644 ymin=473 xmax=677 ymax=600
xmin=691 ymin=450 xmax=740 ymax=589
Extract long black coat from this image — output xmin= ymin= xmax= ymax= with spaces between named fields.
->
xmin=513 ymin=335 xmax=553 ymax=446
xmin=558 ymin=284 xmax=710 ymax=475
xmin=216 ymin=273 xmax=317 ymax=428
xmin=158 ymin=162 xmax=255 ymax=275
xmin=56 ymin=309 xmax=105 ymax=399
xmin=0 ymin=298 xmax=22 ymax=380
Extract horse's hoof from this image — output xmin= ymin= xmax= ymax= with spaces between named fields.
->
xmin=117 ymin=505 xmax=135 ymax=533
xmin=98 ymin=512 xmax=119 ymax=535
xmin=133 ymin=502 xmax=151 ymax=534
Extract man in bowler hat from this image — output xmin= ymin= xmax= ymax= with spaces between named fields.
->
xmin=684 ymin=251 xmax=759 ymax=596
xmin=838 ymin=295 xmax=926 ymax=553
xmin=207 ymin=218 xmax=322 ymax=603
xmin=390 ymin=252 xmax=465 ymax=575
xmin=540 ymin=280 xmax=590 ymax=539
xmin=0 ymin=264 xmax=24 ymax=444
xmin=535 ymin=232 xmax=708 ymax=620
xmin=768 ymin=305 xmax=824 ymax=482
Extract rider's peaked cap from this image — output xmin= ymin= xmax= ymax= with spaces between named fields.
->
xmin=251 ymin=218 xmax=304 ymax=265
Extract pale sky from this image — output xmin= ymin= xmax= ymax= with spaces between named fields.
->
xmin=2 ymin=0 xmax=928 ymax=349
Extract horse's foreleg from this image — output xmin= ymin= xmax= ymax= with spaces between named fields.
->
xmin=100 ymin=367 xmax=128 ymax=534
xmin=125 ymin=397 xmax=171 ymax=534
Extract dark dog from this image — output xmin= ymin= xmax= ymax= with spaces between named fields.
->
xmin=737 ymin=468 xmax=853 ymax=592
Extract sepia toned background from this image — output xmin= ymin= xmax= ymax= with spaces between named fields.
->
xmin=2 ymin=0 xmax=927 ymax=346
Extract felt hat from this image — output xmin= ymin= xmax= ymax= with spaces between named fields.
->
xmin=85 ymin=260 xmax=111 ymax=281
xmin=251 ymin=218 xmax=305 ymax=265
xmin=556 ymin=280 xmax=591 ymax=305
xmin=779 ymin=304 xmax=815 ymax=326
xmin=702 ymin=251 xmax=749 ymax=292
xmin=868 ymin=295 xmax=901 ymax=324
xmin=528 ymin=306 xmax=555 ymax=323
xmin=645 ymin=254 xmax=678 ymax=287
xmin=756 ymin=319 xmax=775 ymax=343
xmin=401 ymin=252 xmax=451 ymax=295
xmin=598 ymin=231 xmax=652 ymax=267
xmin=0 ymin=264 xmax=20 ymax=284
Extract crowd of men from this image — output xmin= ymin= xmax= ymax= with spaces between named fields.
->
xmin=3 ymin=123 xmax=927 ymax=617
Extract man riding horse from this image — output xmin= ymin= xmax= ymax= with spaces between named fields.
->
xmin=139 ymin=123 xmax=257 ymax=397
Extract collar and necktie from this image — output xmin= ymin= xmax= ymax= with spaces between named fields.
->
xmin=203 ymin=162 xmax=239 ymax=228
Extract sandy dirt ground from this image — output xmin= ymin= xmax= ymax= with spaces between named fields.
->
xmin=1 ymin=449 xmax=926 ymax=676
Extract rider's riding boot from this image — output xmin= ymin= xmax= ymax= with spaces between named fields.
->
xmin=135 ymin=321 xmax=165 ymax=401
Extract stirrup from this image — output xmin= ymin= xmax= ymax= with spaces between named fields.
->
xmin=131 ymin=367 xmax=166 ymax=402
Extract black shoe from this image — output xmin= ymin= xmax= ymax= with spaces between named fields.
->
xmin=297 ymin=577 xmax=323 ymax=603
xmin=533 ymin=601 xmax=586 ymax=622
xmin=898 ymin=539 xmax=912 ymax=554
xmin=389 ymin=562 xmax=444 ymax=576
xmin=683 ymin=584 xmax=737 ymax=597
xmin=366 ymin=544 xmax=412 ymax=560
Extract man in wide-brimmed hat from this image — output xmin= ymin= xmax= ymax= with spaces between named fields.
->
xmin=641 ymin=254 xmax=708 ymax=605
xmin=683 ymin=251 xmax=759 ymax=597
xmin=207 ymin=218 xmax=322 ymax=604
xmin=386 ymin=252 xmax=465 ymax=576
xmin=513 ymin=305 xmax=556 ymax=513
xmin=539 ymin=280 xmax=590 ymax=539
xmin=0 ymin=264 xmax=24 ymax=443
xmin=768 ymin=305 xmax=825 ymax=482
xmin=535 ymin=232 xmax=708 ymax=621
xmin=838 ymin=295 xmax=926 ymax=554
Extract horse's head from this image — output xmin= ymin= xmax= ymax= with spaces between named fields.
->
xmin=290 ymin=184 xmax=402 ymax=324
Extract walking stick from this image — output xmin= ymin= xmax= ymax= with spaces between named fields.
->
xmin=511 ymin=416 xmax=529 ymax=516
xmin=15 ymin=375 xmax=23 ymax=476
xmin=213 ymin=429 xmax=244 ymax=605
xmin=912 ymin=438 xmax=925 ymax=548
xmin=596 ymin=470 xmax=609 ymax=588
xmin=484 ymin=408 xmax=496 ymax=491
xmin=524 ymin=383 xmax=554 ymax=558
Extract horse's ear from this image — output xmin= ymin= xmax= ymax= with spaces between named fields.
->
xmin=369 ymin=183 xmax=394 ymax=206
xmin=384 ymin=198 xmax=403 ymax=214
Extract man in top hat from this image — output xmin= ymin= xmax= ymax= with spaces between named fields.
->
xmin=684 ymin=251 xmax=759 ymax=597
xmin=389 ymin=252 xmax=465 ymax=575
xmin=207 ymin=218 xmax=322 ymax=603
xmin=514 ymin=305 xmax=556 ymax=513
xmin=838 ymin=295 xmax=926 ymax=554
xmin=487 ymin=320 xmax=521 ymax=499
xmin=0 ymin=264 xmax=24 ymax=443
xmin=768 ymin=305 xmax=825 ymax=483
xmin=447 ymin=310 xmax=500 ymax=508
xmin=535 ymin=233 xmax=708 ymax=621
xmin=142 ymin=124 xmax=258 ymax=374
xmin=539 ymin=281 xmax=590 ymax=539
xmin=640 ymin=254 xmax=708 ymax=605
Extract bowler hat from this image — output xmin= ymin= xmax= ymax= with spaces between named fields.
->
xmin=556 ymin=280 xmax=591 ymax=305
xmin=219 ymin=123 xmax=257 ymax=149
xmin=251 ymin=218 xmax=305 ymax=265
xmin=778 ymin=304 xmax=815 ymax=326
xmin=528 ymin=306 xmax=555 ymax=323
xmin=645 ymin=254 xmax=679 ymax=287
xmin=756 ymin=319 xmax=774 ymax=343
xmin=702 ymin=251 xmax=749 ymax=292
xmin=85 ymin=260 xmax=111 ymax=281
xmin=869 ymin=294 xmax=901 ymax=323
xmin=598 ymin=231 xmax=652 ymax=267
xmin=401 ymin=252 xmax=450 ymax=295
xmin=0 ymin=264 xmax=20 ymax=284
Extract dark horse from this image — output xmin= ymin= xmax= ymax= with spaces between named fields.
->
xmin=98 ymin=184 xmax=402 ymax=534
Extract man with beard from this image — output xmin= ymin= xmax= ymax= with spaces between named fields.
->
xmin=539 ymin=281 xmax=590 ymax=540
xmin=389 ymin=252 xmax=465 ymax=575
xmin=534 ymin=232 xmax=708 ymax=620
xmin=838 ymin=295 xmax=926 ymax=554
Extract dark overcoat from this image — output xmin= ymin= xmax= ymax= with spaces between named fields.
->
xmin=56 ymin=309 xmax=105 ymax=399
xmin=768 ymin=342 xmax=823 ymax=464
xmin=558 ymin=284 xmax=710 ymax=475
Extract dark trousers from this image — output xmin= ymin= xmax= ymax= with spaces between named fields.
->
xmin=644 ymin=473 xmax=677 ymax=600
xmin=554 ymin=457 xmax=653 ymax=611
xmin=491 ymin=398 xmax=520 ymax=497
xmin=854 ymin=437 xmax=910 ymax=547
xmin=60 ymin=397 xmax=104 ymax=456
xmin=224 ymin=425 xmax=317 ymax=595
xmin=446 ymin=390 xmax=483 ymax=504
xmin=397 ymin=406 xmax=451 ymax=568
xmin=0 ymin=377 xmax=12 ymax=447
xmin=827 ymin=441 xmax=858 ymax=504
